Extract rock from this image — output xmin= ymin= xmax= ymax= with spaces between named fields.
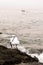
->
xmin=0 ymin=32 xmax=2 ymax=34
xmin=0 ymin=45 xmax=39 ymax=65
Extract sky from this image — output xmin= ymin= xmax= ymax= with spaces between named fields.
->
xmin=0 ymin=0 xmax=43 ymax=9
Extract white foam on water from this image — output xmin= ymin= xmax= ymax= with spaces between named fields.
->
xmin=38 ymin=53 xmax=43 ymax=63
xmin=28 ymin=53 xmax=38 ymax=58
xmin=28 ymin=52 xmax=43 ymax=63
xmin=17 ymin=45 xmax=27 ymax=53
xmin=17 ymin=46 xmax=43 ymax=63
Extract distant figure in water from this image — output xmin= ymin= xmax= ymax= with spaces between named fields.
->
xmin=10 ymin=35 xmax=20 ymax=48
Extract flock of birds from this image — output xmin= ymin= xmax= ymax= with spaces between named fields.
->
xmin=10 ymin=35 xmax=43 ymax=63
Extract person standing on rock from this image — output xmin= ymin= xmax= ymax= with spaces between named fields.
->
xmin=10 ymin=35 xmax=20 ymax=48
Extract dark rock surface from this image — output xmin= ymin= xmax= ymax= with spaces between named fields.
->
xmin=0 ymin=45 xmax=39 ymax=65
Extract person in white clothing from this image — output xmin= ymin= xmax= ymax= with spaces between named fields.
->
xmin=10 ymin=35 xmax=20 ymax=48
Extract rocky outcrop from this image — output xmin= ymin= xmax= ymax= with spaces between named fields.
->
xmin=0 ymin=45 xmax=39 ymax=65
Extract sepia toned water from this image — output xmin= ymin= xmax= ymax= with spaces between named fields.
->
xmin=0 ymin=9 xmax=43 ymax=46
xmin=0 ymin=9 xmax=43 ymax=63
